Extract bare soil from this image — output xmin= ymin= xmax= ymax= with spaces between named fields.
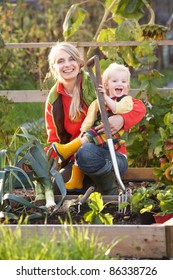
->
xmin=3 ymin=182 xmax=152 ymax=225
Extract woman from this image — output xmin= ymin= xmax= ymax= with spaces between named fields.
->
xmin=45 ymin=42 xmax=96 ymax=193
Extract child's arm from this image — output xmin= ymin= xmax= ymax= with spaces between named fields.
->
xmin=98 ymin=84 xmax=133 ymax=114
xmin=80 ymin=99 xmax=99 ymax=132
xmin=113 ymin=96 xmax=133 ymax=114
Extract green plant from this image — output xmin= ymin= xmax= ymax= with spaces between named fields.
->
xmin=0 ymin=225 xmax=118 ymax=259
xmin=154 ymin=112 xmax=173 ymax=184
xmin=121 ymin=183 xmax=164 ymax=214
xmin=0 ymin=127 xmax=67 ymax=223
xmin=83 ymin=192 xmax=114 ymax=224
xmin=62 ymin=0 xmax=172 ymax=168
xmin=156 ymin=186 xmax=173 ymax=215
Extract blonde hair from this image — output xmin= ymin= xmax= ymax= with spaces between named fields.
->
xmin=102 ymin=62 xmax=131 ymax=85
xmin=48 ymin=42 xmax=85 ymax=121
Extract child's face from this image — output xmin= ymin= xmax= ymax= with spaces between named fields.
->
xmin=105 ymin=70 xmax=129 ymax=98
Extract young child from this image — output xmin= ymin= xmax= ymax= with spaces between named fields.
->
xmin=53 ymin=62 xmax=133 ymax=191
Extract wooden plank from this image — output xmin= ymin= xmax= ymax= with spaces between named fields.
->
xmin=6 ymin=224 xmax=167 ymax=259
xmin=0 ymin=90 xmax=48 ymax=102
xmin=0 ymin=89 xmax=172 ymax=103
xmin=3 ymin=40 xmax=173 ymax=49
xmin=165 ymin=223 xmax=173 ymax=258
xmin=122 ymin=168 xmax=155 ymax=181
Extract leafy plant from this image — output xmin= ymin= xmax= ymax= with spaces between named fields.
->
xmin=0 ymin=127 xmax=66 ymax=223
xmin=83 ymin=192 xmax=114 ymax=224
xmin=156 ymin=186 xmax=173 ymax=215
xmin=154 ymin=112 xmax=173 ymax=184
xmin=120 ymin=183 xmax=164 ymax=214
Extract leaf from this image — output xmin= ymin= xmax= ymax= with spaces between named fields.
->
xmin=88 ymin=192 xmax=104 ymax=212
xmin=140 ymin=205 xmax=153 ymax=214
xmin=63 ymin=4 xmax=87 ymax=39
xmin=124 ymin=0 xmax=140 ymax=14
xmin=99 ymin=213 xmax=113 ymax=225
xmin=83 ymin=210 xmax=95 ymax=223
xmin=0 ymin=150 xmax=8 ymax=169
xmin=116 ymin=0 xmax=144 ymax=20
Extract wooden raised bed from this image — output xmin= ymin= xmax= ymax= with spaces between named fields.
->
xmin=4 ymin=217 xmax=173 ymax=259
xmin=2 ymin=165 xmax=171 ymax=260
xmin=122 ymin=167 xmax=155 ymax=181
xmin=3 ymin=167 xmax=169 ymax=259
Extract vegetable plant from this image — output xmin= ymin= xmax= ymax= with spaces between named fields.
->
xmin=156 ymin=186 xmax=173 ymax=215
xmin=120 ymin=183 xmax=163 ymax=215
xmin=83 ymin=192 xmax=114 ymax=224
xmin=0 ymin=127 xmax=66 ymax=223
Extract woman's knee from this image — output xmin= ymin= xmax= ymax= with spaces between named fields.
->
xmin=76 ymin=143 xmax=107 ymax=173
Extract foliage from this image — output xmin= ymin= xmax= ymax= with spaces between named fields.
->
xmin=156 ymin=186 xmax=173 ymax=215
xmin=0 ymin=0 xmax=172 ymax=168
xmin=0 ymin=127 xmax=67 ymax=223
xmin=126 ymin=88 xmax=173 ymax=167
xmin=153 ymin=112 xmax=173 ymax=184
xmin=83 ymin=192 xmax=114 ymax=224
xmin=120 ymin=183 xmax=163 ymax=214
xmin=0 ymin=225 xmax=118 ymax=259
xmin=63 ymin=4 xmax=87 ymax=40
xmin=61 ymin=0 xmax=171 ymax=168
xmin=121 ymin=183 xmax=173 ymax=218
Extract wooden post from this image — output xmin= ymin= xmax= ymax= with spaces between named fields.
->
xmin=165 ymin=218 xmax=173 ymax=258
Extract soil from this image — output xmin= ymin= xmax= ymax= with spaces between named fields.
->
xmin=2 ymin=181 xmax=151 ymax=225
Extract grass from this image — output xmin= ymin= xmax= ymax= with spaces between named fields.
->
xmin=0 ymin=225 xmax=119 ymax=260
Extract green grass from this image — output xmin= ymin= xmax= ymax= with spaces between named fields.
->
xmin=0 ymin=225 xmax=119 ymax=260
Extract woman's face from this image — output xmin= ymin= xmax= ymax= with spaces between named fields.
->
xmin=53 ymin=49 xmax=80 ymax=81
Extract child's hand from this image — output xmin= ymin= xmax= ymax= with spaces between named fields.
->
xmin=98 ymin=84 xmax=106 ymax=95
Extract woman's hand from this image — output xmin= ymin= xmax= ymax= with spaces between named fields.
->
xmin=95 ymin=115 xmax=124 ymax=135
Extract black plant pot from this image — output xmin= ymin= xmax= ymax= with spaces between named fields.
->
xmin=138 ymin=212 xmax=155 ymax=225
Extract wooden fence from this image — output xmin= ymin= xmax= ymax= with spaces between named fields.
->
xmin=1 ymin=40 xmax=173 ymax=102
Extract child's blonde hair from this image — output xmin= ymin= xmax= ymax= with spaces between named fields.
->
xmin=48 ymin=42 xmax=85 ymax=121
xmin=102 ymin=62 xmax=131 ymax=85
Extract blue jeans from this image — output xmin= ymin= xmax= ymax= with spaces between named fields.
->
xmin=76 ymin=143 xmax=128 ymax=195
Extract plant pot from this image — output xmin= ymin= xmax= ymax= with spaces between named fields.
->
xmin=153 ymin=213 xmax=173 ymax=224
xmin=138 ymin=212 xmax=155 ymax=225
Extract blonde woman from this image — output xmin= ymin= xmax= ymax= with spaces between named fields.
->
xmin=45 ymin=42 xmax=96 ymax=193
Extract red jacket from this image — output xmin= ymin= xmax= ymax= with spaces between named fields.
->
xmin=118 ymin=98 xmax=146 ymax=155
xmin=45 ymin=70 xmax=97 ymax=159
